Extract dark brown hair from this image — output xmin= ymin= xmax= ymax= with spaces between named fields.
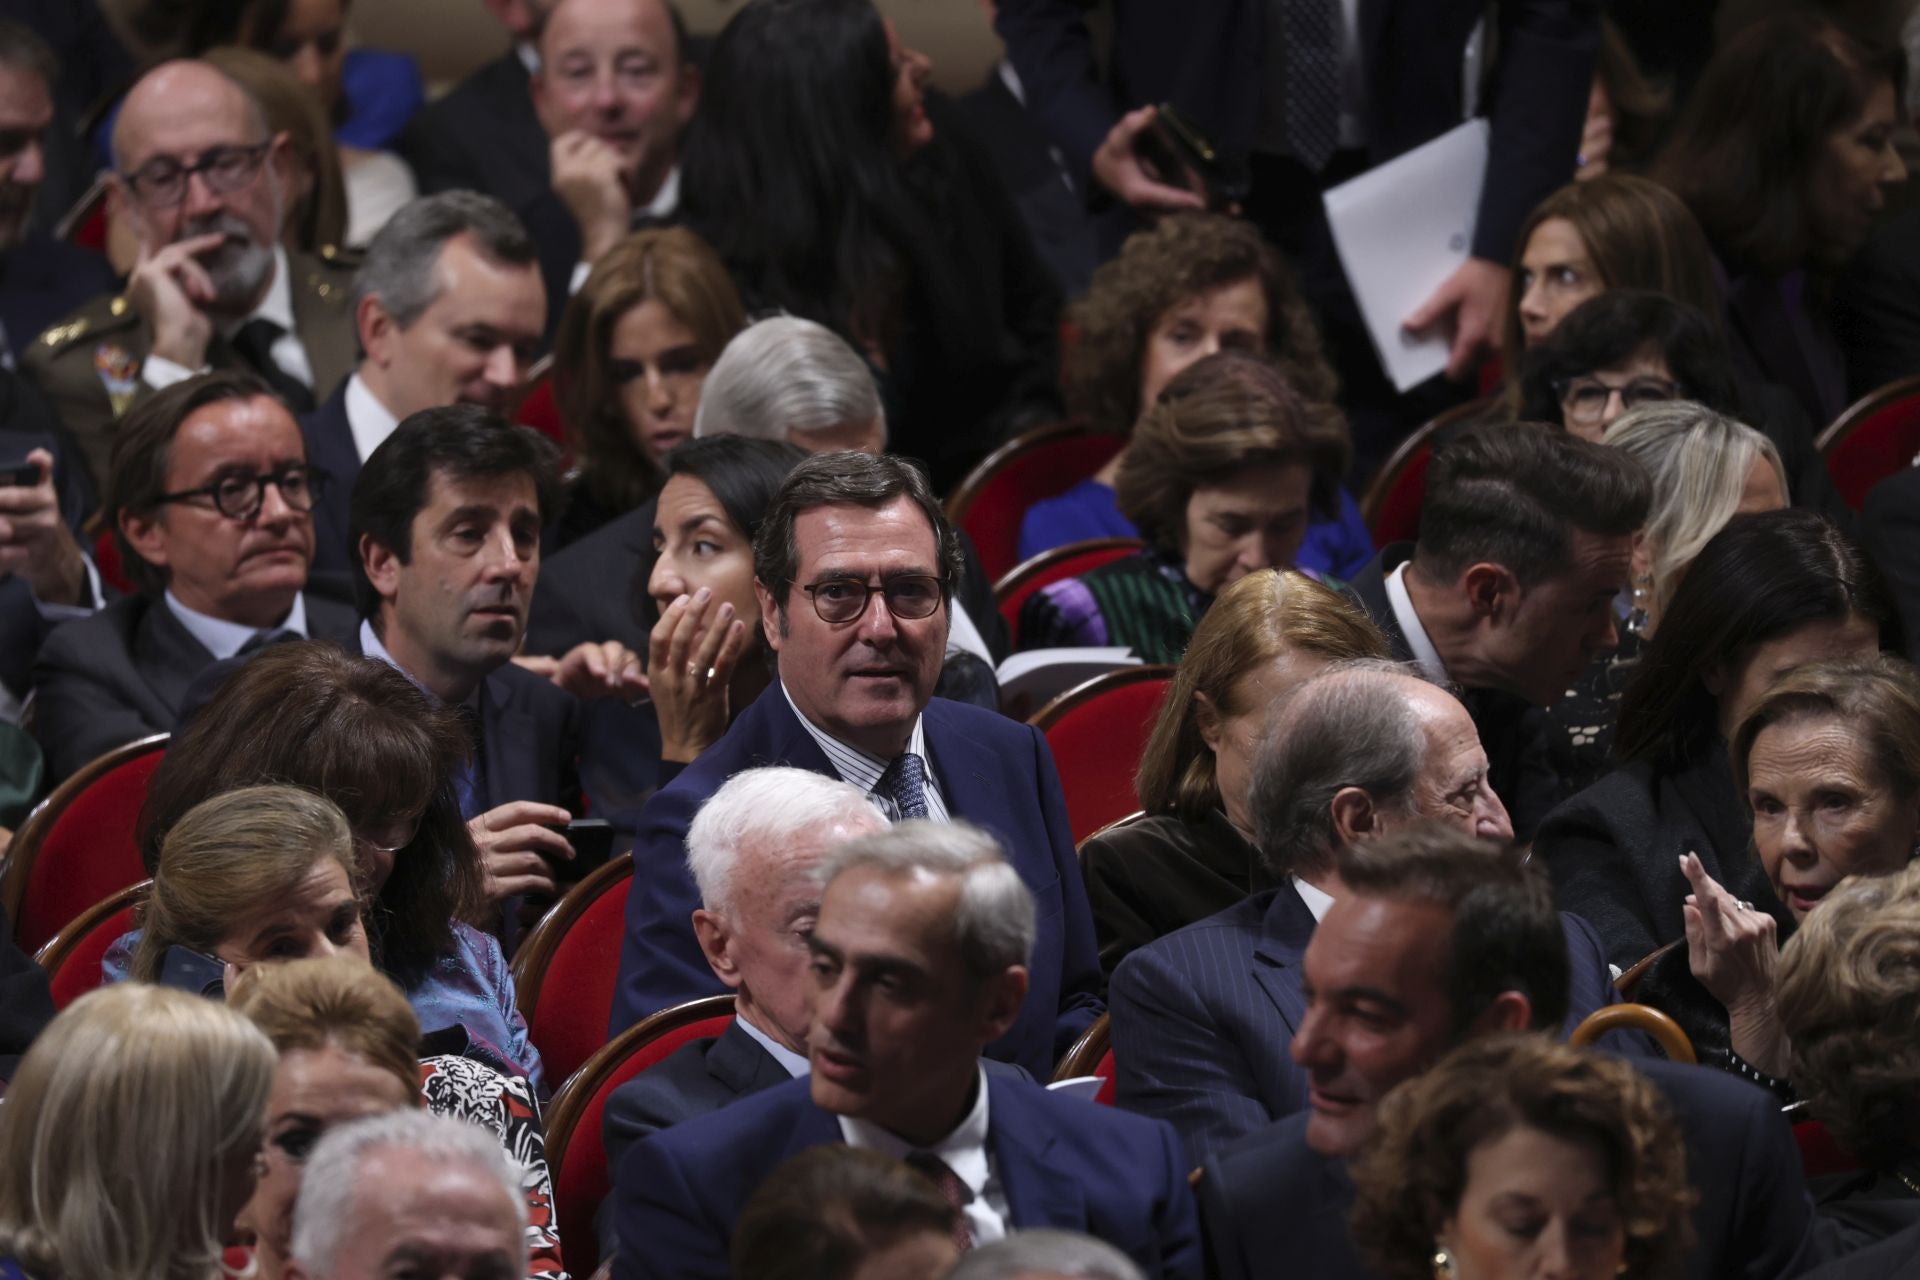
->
xmin=729 ymin=1146 xmax=958 ymax=1280
xmin=138 ymin=641 xmax=482 ymax=979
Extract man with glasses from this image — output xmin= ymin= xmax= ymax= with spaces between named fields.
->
xmin=24 ymin=60 xmax=358 ymax=488
xmin=609 ymin=450 xmax=1104 ymax=1081
xmin=29 ymin=371 xmax=356 ymax=780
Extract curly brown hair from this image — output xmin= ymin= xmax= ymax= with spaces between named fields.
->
xmin=1350 ymin=1034 xmax=1695 ymax=1280
xmin=1777 ymin=862 xmax=1920 ymax=1170
xmin=1066 ymin=212 xmax=1338 ymax=434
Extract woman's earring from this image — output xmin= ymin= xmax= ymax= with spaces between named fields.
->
xmin=1626 ymin=572 xmax=1653 ymax=639
xmin=1432 ymin=1247 xmax=1456 ymax=1279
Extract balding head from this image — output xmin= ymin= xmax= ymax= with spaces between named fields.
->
xmin=1251 ymin=660 xmax=1513 ymax=882
xmin=112 ymin=61 xmax=268 ymax=174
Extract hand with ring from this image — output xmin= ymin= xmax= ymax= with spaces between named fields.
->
xmin=650 ymin=586 xmax=751 ymax=765
xmin=1680 ymin=851 xmax=1786 ymax=1072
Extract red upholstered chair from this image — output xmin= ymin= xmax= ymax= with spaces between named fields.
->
xmin=1052 ymin=1011 xmax=1115 ymax=1106
xmin=1359 ymin=396 xmax=1490 ymax=550
xmin=33 ymin=881 xmax=151 ymax=1010
xmin=1791 ymin=1118 xmax=1860 ymax=1180
xmin=1029 ymin=667 xmax=1176 ymax=844
xmin=56 ymin=176 xmax=110 ymax=252
xmin=510 ymin=853 xmax=635 ymax=1086
xmin=945 ymin=423 xmax=1129 ymax=583
xmin=1816 ymin=375 xmax=1920 ymax=511
xmin=992 ymin=537 xmax=1145 ymax=648
xmin=2 ymin=734 xmax=169 ymax=954
xmin=93 ymin=528 xmax=133 ymax=595
xmin=543 ymin=994 xmax=736 ymax=1277
xmin=510 ymin=354 xmax=570 ymax=451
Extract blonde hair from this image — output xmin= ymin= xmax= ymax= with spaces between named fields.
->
xmin=0 ymin=985 xmax=276 ymax=1280
xmin=133 ymin=784 xmax=364 ymax=982
xmin=1136 ymin=569 xmax=1389 ymax=819
xmin=229 ymin=956 xmax=424 ymax=1105
xmin=1603 ymin=401 xmax=1787 ymax=617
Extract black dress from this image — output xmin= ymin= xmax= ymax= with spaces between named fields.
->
xmin=1080 ymin=809 xmax=1278 ymax=978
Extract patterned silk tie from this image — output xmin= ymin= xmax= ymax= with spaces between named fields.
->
xmin=905 ymin=1151 xmax=974 ymax=1253
xmin=879 ymin=752 xmax=931 ymax=821
xmin=1280 ymin=0 xmax=1343 ymax=172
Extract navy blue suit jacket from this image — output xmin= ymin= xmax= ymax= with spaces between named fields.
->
xmin=613 ymin=1073 xmax=1202 ymax=1280
xmin=609 ymin=689 xmax=1104 ymax=1079
xmin=299 ymin=379 xmax=360 ymax=580
xmin=1111 ymin=887 xmax=1640 ymax=1164
xmin=1200 ymin=1056 xmax=1831 ymax=1280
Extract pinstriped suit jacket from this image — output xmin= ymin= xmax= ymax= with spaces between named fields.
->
xmin=1110 ymin=885 xmax=1638 ymax=1165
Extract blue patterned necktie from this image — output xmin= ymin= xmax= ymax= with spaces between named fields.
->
xmin=879 ymin=752 xmax=931 ymax=821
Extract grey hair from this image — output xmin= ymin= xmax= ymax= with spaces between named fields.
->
xmin=693 ymin=315 xmax=888 ymax=445
xmin=1603 ymin=401 xmax=1788 ymax=617
xmin=289 ymin=1111 xmax=529 ymax=1280
xmin=1251 ymin=658 xmax=1434 ymax=881
xmin=351 ymin=191 xmax=537 ymax=329
xmin=947 ymin=1230 xmax=1147 ymax=1280
xmin=817 ymin=820 xmax=1036 ymax=978
xmin=687 ymin=766 xmax=889 ymax=914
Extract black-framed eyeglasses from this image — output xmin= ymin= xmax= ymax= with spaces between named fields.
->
xmin=799 ymin=575 xmax=947 ymax=624
xmin=1554 ymin=374 xmax=1683 ymax=426
xmin=156 ymin=464 xmax=327 ymax=521
xmin=124 ymin=141 xmax=272 ymax=209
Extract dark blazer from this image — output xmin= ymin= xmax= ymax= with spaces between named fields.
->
xmin=0 ymin=903 xmax=53 ymax=1081
xmin=1718 ymin=260 xmax=1850 ymax=431
xmin=609 ymin=689 xmax=1104 ymax=1079
xmin=1080 ymin=809 xmax=1275 ymax=978
xmin=0 ymin=235 xmax=116 ymax=367
xmin=1802 ymin=1218 xmax=1920 ymax=1280
xmin=1833 ymin=208 xmax=1920 ymax=401
xmin=602 ymin=1020 xmax=791 ymax=1195
xmin=1865 ymin=468 xmax=1920 ymax=665
xmin=1112 ymin=886 xmax=1637 ymax=1165
xmin=992 ymin=0 xmax=1597 ymax=265
xmin=398 ymin=49 xmax=549 ymax=214
xmin=0 ymin=378 xmax=100 ymax=705
xmin=30 ymin=591 xmax=357 ymax=781
xmin=612 ymin=1073 xmax=1203 ymax=1280
xmin=1346 ymin=544 xmax=1563 ymax=839
xmin=1534 ymin=745 xmax=1792 ymax=1060
xmin=299 ymin=378 xmax=361 ymax=579
xmin=1200 ymin=1056 xmax=1831 ymax=1280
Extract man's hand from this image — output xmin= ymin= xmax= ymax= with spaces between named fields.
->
xmin=126 ymin=231 xmax=226 ymax=369
xmin=1402 ymin=256 xmax=1510 ymax=381
xmin=544 ymin=639 xmax=648 ymax=703
xmin=467 ymin=800 xmax=575 ymax=909
xmin=1091 ymin=106 xmax=1208 ymax=214
xmin=0 ymin=449 xmax=86 ymax=605
xmin=550 ymin=131 xmax=632 ymax=266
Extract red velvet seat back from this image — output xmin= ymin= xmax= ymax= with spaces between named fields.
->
xmin=524 ymin=874 xmax=632 ymax=1085
xmin=1033 ymin=670 xmax=1174 ymax=843
xmin=947 ymin=426 xmax=1128 ymax=583
xmin=13 ymin=744 xmax=166 ymax=954
xmin=995 ymin=538 xmax=1145 ymax=648
xmin=42 ymin=902 xmax=142 ymax=1010
xmin=1822 ymin=383 xmax=1920 ymax=510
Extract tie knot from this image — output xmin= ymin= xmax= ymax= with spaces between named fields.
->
xmin=237 ymin=627 xmax=295 ymax=656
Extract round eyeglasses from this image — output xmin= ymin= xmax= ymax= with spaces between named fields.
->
xmin=799 ymin=575 xmax=947 ymax=624
xmin=155 ymin=464 xmax=327 ymax=521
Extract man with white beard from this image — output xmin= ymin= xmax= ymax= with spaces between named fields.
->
xmin=24 ymin=61 xmax=358 ymax=488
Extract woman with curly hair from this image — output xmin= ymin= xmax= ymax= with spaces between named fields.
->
xmin=1349 ymin=1035 xmax=1694 ymax=1280
xmin=1017 ymin=212 xmax=1369 ymax=579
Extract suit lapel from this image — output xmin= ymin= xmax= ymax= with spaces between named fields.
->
xmin=752 ymin=684 xmax=839 ymax=775
xmin=136 ymin=597 xmax=215 ymax=724
xmin=922 ymin=700 xmax=994 ymax=816
xmin=981 ymin=1077 xmax=1079 ymax=1230
xmin=1250 ymin=888 xmax=1316 ymax=1033
xmin=479 ymin=670 xmax=539 ymax=813
xmin=708 ymin=1020 xmax=792 ymax=1096
xmin=1346 ymin=545 xmax=1416 ymax=663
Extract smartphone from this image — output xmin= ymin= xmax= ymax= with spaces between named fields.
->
xmin=544 ymin=818 xmax=616 ymax=887
xmin=1133 ymin=102 xmax=1249 ymax=210
xmin=158 ymin=945 xmax=228 ymax=999
xmin=0 ymin=455 xmax=38 ymax=488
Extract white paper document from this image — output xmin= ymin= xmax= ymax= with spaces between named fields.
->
xmin=1322 ymin=118 xmax=1491 ymax=392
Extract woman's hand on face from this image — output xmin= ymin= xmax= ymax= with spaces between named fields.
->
xmin=1680 ymin=851 xmax=1779 ymax=1014
xmin=649 ymin=588 xmax=750 ymax=765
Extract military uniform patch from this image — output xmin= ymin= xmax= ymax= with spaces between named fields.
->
xmin=92 ymin=342 xmax=142 ymax=418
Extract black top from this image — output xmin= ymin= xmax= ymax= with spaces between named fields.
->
xmin=1814 ymin=1166 xmax=1920 ymax=1257
xmin=1081 ymin=809 xmax=1276 ymax=978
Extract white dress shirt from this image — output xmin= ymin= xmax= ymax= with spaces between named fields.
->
xmin=1383 ymin=561 xmax=1450 ymax=684
xmin=1292 ymin=876 xmax=1335 ymax=922
xmin=838 ymin=1067 xmax=1010 ymax=1246
xmin=142 ymin=246 xmax=315 ymax=393
xmin=343 ymin=372 xmax=401 ymax=464
xmin=781 ymin=681 xmax=950 ymax=822
xmin=165 ymin=589 xmax=309 ymax=659
xmin=736 ymin=1016 xmax=811 ymax=1079
xmin=567 ymin=167 xmax=681 ymax=295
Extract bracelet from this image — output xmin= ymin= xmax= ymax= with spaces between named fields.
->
xmin=1717 ymin=1046 xmax=1798 ymax=1104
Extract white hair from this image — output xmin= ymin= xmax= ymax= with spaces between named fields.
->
xmin=289 ymin=1111 xmax=529 ymax=1280
xmin=946 ymin=1229 xmax=1147 ymax=1280
xmin=687 ymin=767 xmax=889 ymax=914
xmin=817 ymin=820 xmax=1036 ymax=977
xmin=692 ymin=315 xmax=888 ymax=446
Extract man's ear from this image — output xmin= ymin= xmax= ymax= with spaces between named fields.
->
xmin=1461 ymin=562 xmax=1517 ymax=622
xmin=361 ymin=534 xmax=404 ymax=602
xmin=978 ymin=966 xmax=1029 ymax=1044
xmin=1193 ymin=690 xmax=1224 ymax=754
xmin=1329 ymin=786 xmax=1381 ymax=847
xmin=691 ymin=908 xmax=742 ymax=990
xmin=357 ymin=295 xmax=396 ymax=368
xmin=119 ymin=506 xmax=169 ymax=575
xmin=754 ymin=578 xmax=784 ymax=655
xmin=1465 ymin=990 xmax=1533 ymax=1037
xmin=673 ymin=61 xmax=701 ymax=128
xmin=1629 ymin=530 xmax=1652 ymax=584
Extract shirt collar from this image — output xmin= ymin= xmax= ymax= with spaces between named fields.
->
xmin=516 ymin=40 xmax=540 ymax=76
xmin=360 ymin=618 xmax=483 ymax=713
xmin=343 ymin=372 xmax=401 ymax=463
xmin=780 ymin=680 xmax=930 ymax=793
xmin=837 ymin=1065 xmax=992 ymax=1197
xmin=735 ymin=1016 xmax=811 ymax=1079
xmin=640 ymin=166 xmax=680 ymax=219
xmin=219 ymin=245 xmax=294 ymax=338
xmin=1384 ymin=561 xmax=1449 ymax=684
xmin=165 ymin=589 xmax=307 ymax=660
xmin=995 ymin=59 xmax=1026 ymax=106
xmin=1291 ymin=877 xmax=1335 ymax=923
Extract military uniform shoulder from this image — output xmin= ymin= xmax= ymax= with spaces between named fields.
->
xmin=295 ymin=245 xmax=362 ymax=306
xmin=31 ymin=293 xmax=140 ymax=359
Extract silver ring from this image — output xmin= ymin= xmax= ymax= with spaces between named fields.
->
xmin=1737 ymin=900 xmax=1753 ymax=911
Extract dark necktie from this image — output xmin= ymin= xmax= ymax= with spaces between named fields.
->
xmin=1280 ymin=0 xmax=1342 ymax=172
xmin=236 ymin=627 xmax=298 ymax=656
xmin=878 ymin=752 xmax=930 ymax=821
xmin=230 ymin=317 xmax=316 ymax=412
xmin=904 ymin=1151 xmax=973 ymax=1253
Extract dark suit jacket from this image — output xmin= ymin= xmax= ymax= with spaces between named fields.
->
xmin=1719 ymin=259 xmax=1850 ymax=431
xmin=0 ymin=902 xmax=53 ymax=1081
xmin=952 ymin=68 xmax=1099 ymax=299
xmin=993 ymin=0 xmax=1597 ymax=264
xmin=1200 ymin=1056 xmax=1831 ymax=1280
xmin=0 ymin=235 xmax=117 ymax=367
xmin=1112 ymin=886 xmax=1636 ymax=1165
xmin=613 ymin=1073 xmax=1202 ymax=1280
xmin=1346 ymin=544 xmax=1563 ymax=839
xmin=609 ymin=690 xmax=1103 ymax=1079
xmin=602 ymin=1020 xmax=790 ymax=1197
xmin=1803 ymin=1219 xmax=1920 ymax=1280
xmin=1834 ymin=208 xmax=1920 ymax=400
xmin=30 ymin=591 xmax=357 ymax=781
xmin=1864 ymin=468 xmax=1920 ymax=665
xmin=398 ymin=49 xmax=549 ymax=214
xmin=1535 ymin=745 xmax=1792 ymax=1060
xmin=299 ymin=378 xmax=361 ymax=579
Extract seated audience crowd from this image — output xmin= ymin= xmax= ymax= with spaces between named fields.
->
xmin=1 ymin=1 xmax=1918 ymax=1278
